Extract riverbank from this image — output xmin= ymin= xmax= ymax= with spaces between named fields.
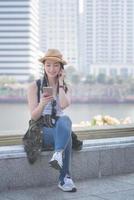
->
xmin=1 ymin=82 xmax=134 ymax=103
xmin=1 ymin=96 xmax=134 ymax=104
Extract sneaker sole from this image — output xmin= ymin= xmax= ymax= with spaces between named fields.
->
xmin=58 ymin=184 xmax=77 ymax=192
xmin=49 ymin=160 xmax=62 ymax=170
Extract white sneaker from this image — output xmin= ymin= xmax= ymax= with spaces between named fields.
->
xmin=49 ymin=151 xmax=63 ymax=170
xmin=58 ymin=175 xmax=77 ymax=192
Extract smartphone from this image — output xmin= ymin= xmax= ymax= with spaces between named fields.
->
xmin=43 ymin=87 xmax=53 ymax=96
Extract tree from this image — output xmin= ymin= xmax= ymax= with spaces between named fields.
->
xmin=65 ymin=65 xmax=81 ymax=84
xmin=28 ymin=74 xmax=35 ymax=83
xmin=84 ymin=74 xmax=96 ymax=84
xmin=70 ymin=73 xmax=80 ymax=84
xmin=107 ymin=77 xmax=114 ymax=85
xmin=96 ymin=73 xmax=106 ymax=84
xmin=114 ymin=76 xmax=123 ymax=84
xmin=65 ymin=65 xmax=76 ymax=75
xmin=0 ymin=76 xmax=16 ymax=86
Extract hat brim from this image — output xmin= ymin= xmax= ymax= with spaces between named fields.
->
xmin=39 ymin=56 xmax=67 ymax=65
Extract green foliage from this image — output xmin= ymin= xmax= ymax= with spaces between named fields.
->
xmin=0 ymin=76 xmax=16 ymax=86
xmin=84 ymin=74 xmax=96 ymax=84
xmin=90 ymin=119 xmax=96 ymax=126
xmin=106 ymin=77 xmax=114 ymax=85
xmin=96 ymin=73 xmax=106 ymax=84
xmin=65 ymin=65 xmax=80 ymax=84
xmin=114 ymin=76 xmax=123 ymax=84
xmin=70 ymin=73 xmax=80 ymax=84
xmin=28 ymin=74 xmax=35 ymax=83
xmin=65 ymin=65 xmax=76 ymax=75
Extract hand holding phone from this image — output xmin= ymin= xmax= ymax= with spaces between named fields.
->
xmin=43 ymin=87 xmax=53 ymax=97
xmin=40 ymin=87 xmax=53 ymax=107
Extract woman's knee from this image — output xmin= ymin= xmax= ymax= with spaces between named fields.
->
xmin=57 ymin=116 xmax=72 ymax=136
xmin=58 ymin=115 xmax=72 ymax=127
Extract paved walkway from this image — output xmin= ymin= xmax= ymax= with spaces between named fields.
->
xmin=1 ymin=173 xmax=134 ymax=200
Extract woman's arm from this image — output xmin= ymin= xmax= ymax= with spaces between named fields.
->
xmin=58 ymin=69 xmax=71 ymax=109
xmin=58 ymin=82 xmax=71 ymax=109
xmin=27 ymin=82 xmax=53 ymax=120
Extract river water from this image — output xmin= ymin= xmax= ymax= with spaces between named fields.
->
xmin=1 ymin=103 xmax=134 ymax=133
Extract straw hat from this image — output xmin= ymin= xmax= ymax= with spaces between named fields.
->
xmin=39 ymin=49 xmax=67 ymax=65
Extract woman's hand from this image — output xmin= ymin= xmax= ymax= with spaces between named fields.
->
xmin=58 ymin=69 xmax=65 ymax=85
xmin=39 ymin=93 xmax=53 ymax=107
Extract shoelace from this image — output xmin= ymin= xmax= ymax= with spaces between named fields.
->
xmin=64 ymin=176 xmax=74 ymax=186
xmin=55 ymin=151 xmax=63 ymax=157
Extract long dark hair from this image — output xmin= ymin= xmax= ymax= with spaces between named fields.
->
xmin=42 ymin=62 xmax=68 ymax=94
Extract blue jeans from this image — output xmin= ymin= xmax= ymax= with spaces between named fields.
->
xmin=42 ymin=115 xmax=72 ymax=182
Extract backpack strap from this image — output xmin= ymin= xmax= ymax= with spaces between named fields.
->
xmin=36 ymin=79 xmax=41 ymax=103
xmin=36 ymin=76 xmax=48 ymax=103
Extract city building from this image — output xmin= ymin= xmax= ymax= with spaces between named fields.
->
xmin=81 ymin=0 xmax=134 ymax=76
xmin=39 ymin=0 xmax=79 ymax=70
xmin=0 ymin=0 xmax=40 ymax=82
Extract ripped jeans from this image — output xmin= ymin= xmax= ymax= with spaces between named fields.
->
xmin=42 ymin=115 xmax=72 ymax=182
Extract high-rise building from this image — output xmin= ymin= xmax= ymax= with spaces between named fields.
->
xmin=81 ymin=0 xmax=134 ymax=76
xmin=0 ymin=0 xmax=40 ymax=82
xmin=39 ymin=0 xmax=79 ymax=69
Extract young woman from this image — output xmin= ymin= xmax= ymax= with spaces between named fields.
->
xmin=27 ymin=49 xmax=77 ymax=192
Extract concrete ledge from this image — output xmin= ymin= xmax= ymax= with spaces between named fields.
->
xmin=1 ymin=136 xmax=134 ymax=192
xmin=1 ymin=124 xmax=134 ymax=146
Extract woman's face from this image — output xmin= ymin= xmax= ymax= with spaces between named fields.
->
xmin=44 ymin=59 xmax=61 ymax=78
